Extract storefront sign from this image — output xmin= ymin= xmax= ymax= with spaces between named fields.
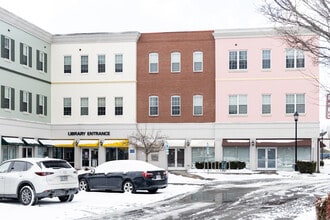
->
xmin=68 ymin=131 xmax=110 ymax=136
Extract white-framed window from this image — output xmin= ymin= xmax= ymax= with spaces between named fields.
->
xmin=171 ymin=96 xmax=181 ymax=116
xmin=193 ymin=51 xmax=203 ymax=72
xmin=115 ymin=97 xmax=123 ymax=116
xmin=1 ymin=86 xmax=14 ymax=110
xmin=36 ymin=94 xmax=47 ymax=116
xmin=80 ymin=97 xmax=88 ymax=116
xmin=20 ymin=90 xmax=32 ymax=113
xmin=115 ymin=54 xmax=123 ymax=72
xmin=64 ymin=56 xmax=72 ymax=73
xmin=262 ymin=49 xmax=271 ymax=69
xmin=149 ymin=53 xmax=159 ymax=73
xmin=229 ymin=50 xmax=247 ymax=70
xmin=81 ymin=55 xmax=88 ymax=73
xmin=20 ymin=43 xmax=32 ymax=67
xmin=229 ymin=95 xmax=247 ymax=115
xmin=262 ymin=94 xmax=271 ymax=114
xmin=98 ymin=97 xmax=106 ymax=116
xmin=63 ymin=97 xmax=72 ymax=116
xmin=193 ymin=95 xmax=203 ymax=116
xmin=1 ymin=35 xmax=14 ymax=61
xmin=37 ymin=50 xmax=47 ymax=73
xmin=149 ymin=96 xmax=159 ymax=116
xmin=286 ymin=49 xmax=305 ymax=68
xmin=98 ymin=55 xmax=106 ymax=73
xmin=171 ymin=52 xmax=181 ymax=72
xmin=286 ymin=94 xmax=305 ymax=114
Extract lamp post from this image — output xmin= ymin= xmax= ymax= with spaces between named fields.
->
xmin=320 ymin=131 xmax=327 ymax=163
xmin=294 ymin=111 xmax=299 ymax=171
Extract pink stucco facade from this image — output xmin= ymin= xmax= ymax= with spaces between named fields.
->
xmin=214 ymin=28 xmax=319 ymax=124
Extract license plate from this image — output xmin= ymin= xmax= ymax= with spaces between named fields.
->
xmin=155 ymin=175 xmax=161 ymax=180
xmin=60 ymin=176 xmax=68 ymax=181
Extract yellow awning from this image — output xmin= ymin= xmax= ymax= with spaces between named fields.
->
xmin=78 ymin=139 xmax=99 ymax=148
xmin=103 ymin=139 xmax=129 ymax=148
xmin=53 ymin=140 xmax=75 ymax=148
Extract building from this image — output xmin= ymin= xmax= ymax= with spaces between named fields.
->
xmin=0 ymin=7 xmax=321 ymax=171
xmin=214 ymin=28 xmax=320 ymax=171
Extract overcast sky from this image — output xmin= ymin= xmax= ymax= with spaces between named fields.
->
xmin=0 ymin=0 xmax=271 ymax=34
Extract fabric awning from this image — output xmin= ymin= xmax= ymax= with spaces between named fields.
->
xmin=2 ymin=137 xmax=24 ymax=145
xmin=53 ymin=140 xmax=75 ymax=148
xmin=256 ymin=138 xmax=311 ymax=147
xmin=78 ymin=139 xmax=99 ymax=148
xmin=166 ymin=139 xmax=186 ymax=147
xmin=222 ymin=139 xmax=250 ymax=147
xmin=103 ymin=139 xmax=128 ymax=148
xmin=23 ymin=138 xmax=39 ymax=145
xmin=190 ymin=140 xmax=215 ymax=147
xmin=39 ymin=139 xmax=54 ymax=146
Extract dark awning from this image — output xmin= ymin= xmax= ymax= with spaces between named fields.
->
xmin=2 ymin=137 xmax=23 ymax=145
xmin=23 ymin=138 xmax=40 ymax=145
xmin=222 ymin=139 xmax=250 ymax=147
xmin=256 ymin=138 xmax=311 ymax=147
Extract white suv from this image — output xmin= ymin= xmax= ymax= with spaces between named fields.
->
xmin=0 ymin=158 xmax=79 ymax=205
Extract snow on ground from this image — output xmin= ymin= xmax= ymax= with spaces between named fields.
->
xmin=1 ymin=161 xmax=330 ymax=219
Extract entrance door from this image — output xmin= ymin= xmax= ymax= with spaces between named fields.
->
xmin=82 ymin=148 xmax=99 ymax=168
xmin=168 ymin=148 xmax=185 ymax=169
xmin=257 ymin=148 xmax=276 ymax=169
xmin=22 ymin=147 xmax=33 ymax=158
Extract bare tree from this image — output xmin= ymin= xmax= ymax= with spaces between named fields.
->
xmin=259 ymin=0 xmax=330 ymax=66
xmin=129 ymin=125 xmax=167 ymax=162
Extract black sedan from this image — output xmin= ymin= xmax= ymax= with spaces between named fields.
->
xmin=78 ymin=160 xmax=168 ymax=193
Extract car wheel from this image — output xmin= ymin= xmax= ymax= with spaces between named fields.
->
xmin=58 ymin=194 xmax=74 ymax=202
xmin=79 ymin=179 xmax=90 ymax=191
xmin=148 ymin=188 xmax=158 ymax=194
xmin=122 ymin=180 xmax=135 ymax=193
xmin=19 ymin=185 xmax=37 ymax=206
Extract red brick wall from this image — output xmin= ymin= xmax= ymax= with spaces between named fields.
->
xmin=137 ymin=31 xmax=215 ymax=123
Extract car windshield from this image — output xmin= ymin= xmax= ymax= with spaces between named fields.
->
xmin=40 ymin=160 xmax=71 ymax=169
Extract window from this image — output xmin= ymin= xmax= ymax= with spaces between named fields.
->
xmin=63 ymin=98 xmax=71 ymax=116
xmin=20 ymin=90 xmax=32 ymax=113
xmin=98 ymin=55 xmax=105 ymax=73
xmin=20 ymin=43 xmax=32 ymax=67
xmin=81 ymin=55 xmax=88 ymax=73
xmin=262 ymin=50 xmax=271 ymax=69
xmin=115 ymin=97 xmax=123 ymax=116
xmin=286 ymin=94 xmax=305 ymax=114
xmin=171 ymin=52 xmax=181 ymax=72
xmin=1 ymin=35 xmax=14 ymax=61
xmin=229 ymin=50 xmax=247 ymax=70
xmin=36 ymin=50 xmax=47 ymax=73
xmin=149 ymin=53 xmax=158 ymax=73
xmin=171 ymin=96 xmax=181 ymax=116
xmin=286 ymin=49 xmax=305 ymax=68
xmin=149 ymin=96 xmax=158 ymax=116
xmin=98 ymin=97 xmax=106 ymax=115
xmin=193 ymin=95 xmax=203 ymax=116
xmin=36 ymin=94 xmax=47 ymax=115
xmin=80 ymin=97 xmax=88 ymax=115
xmin=193 ymin=51 xmax=203 ymax=72
xmin=64 ymin=56 xmax=71 ymax=73
xmin=115 ymin=54 xmax=123 ymax=72
xmin=1 ymin=86 xmax=14 ymax=110
xmin=262 ymin=94 xmax=271 ymax=114
xmin=229 ymin=95 xmax=247 ymax=115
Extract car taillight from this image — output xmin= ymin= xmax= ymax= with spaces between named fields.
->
xmin=35 ymin=172 xmax=54 ymax=176
xmin=163 ymin=170 xmax=168 ymax=176
xmin=142 ymin=172 xmax=154 ymax=178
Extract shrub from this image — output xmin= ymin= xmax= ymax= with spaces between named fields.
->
xmin=194 ymin=161 xmax=246 ymax=170
xmin=320 ymin=160 xmax=325 ymax=167
xmin=228 ymin=161 xmax=246 ymax=169
xmin=297 ymin=161 xmax=316 ymax=174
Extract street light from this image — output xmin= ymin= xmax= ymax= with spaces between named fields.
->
xmin=294 ymin=111 xmax=299 ymax=171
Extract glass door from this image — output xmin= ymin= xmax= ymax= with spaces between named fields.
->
xmin=167 ymin=148 xmax=185 ymax=168
xmin=257 ymin=148 xmax=276 ymax=169
xmin=82 ymin=148 xmax=99 ymax=168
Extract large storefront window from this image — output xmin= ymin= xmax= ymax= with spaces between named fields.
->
xmin=1 ymin=145 xmax=17 ymax=161
xmin=105 ymin=147 xmax=128 ymax=161
xmin=38 ymin=147 xmax=51 ymax=158
xmin=53 ymin=147 xmax=75 ymax=167
xmin=277 ymin=146 xmax=311 ymax=171
xmin=191 ymin=147 xmax=215 ymax=168
xmin=223 ymin=146 xmax=250 ymax=168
